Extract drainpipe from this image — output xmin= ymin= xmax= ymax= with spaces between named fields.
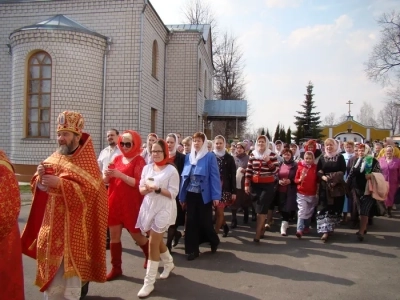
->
xmin=138 ymin=1 xmax=148 ymax=134
xmin=101 ymin=38 xmax=112 ymax=149
xmin=196 ymin=34 xmax=203 ymax=131
xmin=162 ymin=34 xmax=169 ymax=138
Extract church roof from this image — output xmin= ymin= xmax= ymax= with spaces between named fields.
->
xmin=204 ymin=100 xmax=247 ymax=120
xmin=10 ymin=14 xmax=108 ymax=40
xmin=166 ymin=24 xmax=211 ymax=42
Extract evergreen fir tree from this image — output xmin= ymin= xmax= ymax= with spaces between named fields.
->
xmin=286 ymin=127 xmax=292 ymax=144
xmin=266 ymin=129 xmax=271 ymax=141
xmin=279 ymin=126 xmax=286 ymax=142
xmin=261 ymin=128 xmax=265 ymax=135
xmin=273 ymin=123 xmax=280 ymax=142
xmin=293 ymin=81 xmax=323 ymax=142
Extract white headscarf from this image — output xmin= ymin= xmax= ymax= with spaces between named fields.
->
xmin=189 ymin=133 xmax=209 ymax=165
xmin=324 ymin=138 xmax=339 ymax=158
xmin=291 ymin=144 xmax=300 ymax=159
xmin=335 ymin=139 xmax=342 ymax=155
xmin=166 ymin=133 xmax=179 ymax=157
xmin=274 ymin=140 xmax=283 ymax=155
xmin=252 ymin=135 xmax=272 ymax=159
xmin=268 ymin=142 xmax=276 ymax=153
xmin=213 ymin=135 xmax=226 ymax=157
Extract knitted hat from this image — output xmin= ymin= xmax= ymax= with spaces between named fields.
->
xmin=57 ymin=111 xmax=84 ymax=136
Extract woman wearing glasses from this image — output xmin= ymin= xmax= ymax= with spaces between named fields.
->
xmin=136 ymin=139 xmax=179 ymax=297
xmin=104 ymin=130 xmax=149 ymax=281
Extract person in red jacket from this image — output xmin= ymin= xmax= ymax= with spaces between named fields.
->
xmin=294 ymin=151 xmax=318 ymax=238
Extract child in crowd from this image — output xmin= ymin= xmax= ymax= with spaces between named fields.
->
xmin=294 ymin=151 xmax=318 ymax=238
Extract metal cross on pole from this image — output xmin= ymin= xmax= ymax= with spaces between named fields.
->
xmin=346 ymin=100 xmax=353 ymax=116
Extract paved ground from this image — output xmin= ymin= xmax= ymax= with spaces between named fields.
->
xmin=19 ymin=201 xmax=400 ymax=300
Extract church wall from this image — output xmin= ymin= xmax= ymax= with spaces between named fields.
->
xmin=140 ymin=4 xmax=168 ymax=138
xmin=165 ymin=32 xmax=201 ymax=138
xmin=321 ymin=120 xmax=391 ymax=142
xmin=9 ymin=30 xmax=106 ymax=176
xmin=0 ymin=0 xmax=144 ymax=168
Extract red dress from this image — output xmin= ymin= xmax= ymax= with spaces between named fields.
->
xmin=108 ymin=155 xmax=145 ymax=233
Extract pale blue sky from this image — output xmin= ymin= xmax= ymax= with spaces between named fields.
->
xmin=150 ymin=0 xmax=399 ymax=133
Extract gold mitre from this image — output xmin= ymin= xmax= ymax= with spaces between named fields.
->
xmin=57 ymin=111 xmax=84 ymax=136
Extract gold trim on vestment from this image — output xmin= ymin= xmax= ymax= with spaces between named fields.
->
xmin=46 ymin=156 xmax=103 ymax=190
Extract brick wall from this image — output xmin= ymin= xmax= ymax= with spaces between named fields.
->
xmin=0 ymin=0 xmax=214 ymax=168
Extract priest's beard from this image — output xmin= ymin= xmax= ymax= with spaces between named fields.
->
xmin=57 ymin=140 xmax=77 ymax=155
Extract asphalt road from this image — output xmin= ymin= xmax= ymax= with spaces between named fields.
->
xmin=19 ymin=204 xmax=400 ymax=300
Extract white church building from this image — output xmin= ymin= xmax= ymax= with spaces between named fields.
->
xmin=0 ymin=0 xmax=217 ymax=179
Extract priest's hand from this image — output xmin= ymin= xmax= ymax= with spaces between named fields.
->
xmin=37 ymin=164 xmax=45 ymax=177
xmin=41 ymin=175 xmax=61 ymax=189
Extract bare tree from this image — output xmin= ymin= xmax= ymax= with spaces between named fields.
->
xmin=182 ymin=0 xmax=216 ymax=27
xmin=214 ymin=32 xmax=246 ymax=100
xmin=356 ymin=102 xmax=378 ymax=126
xmin=365 ymin=10 xmax=400 ymax=86
xmin=182 ymin=0 xmax=247 ymax=139
xmin=322 ymin=112 xmax=336 ymax=126
xmin=377 ymin=100 xmax=400 ymax=134
xmin=336 ymin=113 xmax=348 ymax=123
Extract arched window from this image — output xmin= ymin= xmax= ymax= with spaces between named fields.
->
xmin=198 ymin=59 xmax=202 ymax=91
xmin=204 ymin=70 xmax=207 ymax=97
xmin=152 ymin=40 xmax=158 ymax=79
xmin=27 ymin=51 xmax=52 ymax=138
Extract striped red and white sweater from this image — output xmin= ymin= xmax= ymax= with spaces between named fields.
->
xmin=245 ymin=152 xmax=279 ymax=187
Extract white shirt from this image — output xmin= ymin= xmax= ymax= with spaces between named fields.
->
xmin=97 ymin=145 xmax=122 ymax=175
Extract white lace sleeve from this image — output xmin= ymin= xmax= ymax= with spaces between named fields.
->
xmin=139 ymin=164 xmax=149 ymax=188
xmin=167 ymin=165 xmax=180 ymax=200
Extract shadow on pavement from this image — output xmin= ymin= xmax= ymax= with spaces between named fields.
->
xmin=180 ymin=251 xmax=355 ymax=287
xmin=85 ymin=297 xmax=125 ymax=300
xmin=153 ymin=274 xmax=261 ymax=300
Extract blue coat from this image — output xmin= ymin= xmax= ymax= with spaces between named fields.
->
xmin=179 ymin=152 xmax=222 ymax=204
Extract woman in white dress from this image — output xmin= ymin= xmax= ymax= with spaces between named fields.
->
xmin=136 ymin=139 xmax=179 ymax=298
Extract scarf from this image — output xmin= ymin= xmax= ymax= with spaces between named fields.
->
xmin=283 ymin=157 xmax=294 ymax=165
xmin=146 ymin=133 xmax=158 ymax=153
xmin=167 ymin=133 xmax=178 ymax=157
xmin=252 ymin=135 xmax=272 ymax=159
xmin=213 ymin=135 xmax=227 ymax=157
xmin=154 ymin=139 xmax=170 ymax=167
xmin=302 ymin=151 xmax=315 ymax=168
xmin=236 ymin=152 xmax=246 ymax=159
xmin=275 ymin=140 xmax=283 ymax=155
xmin=324 ymin=138 xmax=339 ymax=158
xmin=117 ymin=130 xmax=142 ymax=159
xmin=189 ymin=134 xmax=209 ymax=165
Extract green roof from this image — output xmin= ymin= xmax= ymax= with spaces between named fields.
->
xmin=204 ymin=100 xmax=247 ymax=120
xmin=11 ymin=14 xmax=108 ymax=40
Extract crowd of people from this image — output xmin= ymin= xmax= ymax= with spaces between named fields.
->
xmin=1 ymin=110 xmax=399 ymax=300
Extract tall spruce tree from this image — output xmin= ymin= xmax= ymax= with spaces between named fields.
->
xmin=273 ymin=123 xmax=280 ymax=142
xmin=293 ymin=81 xmax=323 ymax=142
xmin=279 ymin=126 xmax=286 ymax=142
xmin=266 ymin=128 xmax=271 ymax=141
xmin=260 ymin=128 xmax=265 ymax=135
xmin=286 ymin=127 xmax=292 ymax=144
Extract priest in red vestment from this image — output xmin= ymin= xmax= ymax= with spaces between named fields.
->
xmin=0 ymin=150 xmax=24 ymax=300
xmin=21 ymin=111 xmax=108 ymax=300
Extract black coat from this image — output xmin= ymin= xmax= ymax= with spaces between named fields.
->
xmin=173 ymin=151 xmax=185 ymax=176
xmin=216 ymin=153 xmax=237 ymax=195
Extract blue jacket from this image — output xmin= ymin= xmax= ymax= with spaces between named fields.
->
xmin=179 ymin=152 xmax=221 ymax=204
